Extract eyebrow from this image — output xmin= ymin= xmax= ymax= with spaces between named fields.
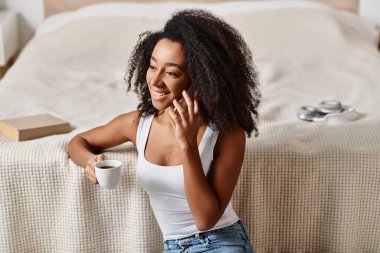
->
xmin=151 ymin=56 xmax=184 ymax=70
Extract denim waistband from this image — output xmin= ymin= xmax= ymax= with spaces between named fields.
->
xmin=164 ymin=219 xmax=249 ymax=248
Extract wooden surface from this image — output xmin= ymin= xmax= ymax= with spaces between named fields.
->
xmin=44 ymin=0 xmax=359 ymax=17
xmin=313 ymin=0 xmax=358 ymax=12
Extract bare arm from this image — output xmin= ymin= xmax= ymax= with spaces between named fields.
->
xmin=181 ymin=128 xmax=245 ymax=231
xmin=169 ymin=90 xmax=246 ymax=230
xmin=66 ymin=110 xmax=141 ymax=183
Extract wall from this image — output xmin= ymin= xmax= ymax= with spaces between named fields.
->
xmin=359 ymin=0 xmax=380 ymax=26
xmin=0 ymin=0 xmax=44 ymax=49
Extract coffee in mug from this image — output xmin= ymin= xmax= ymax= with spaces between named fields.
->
xmin=99 ymin=165 xmax=115 ymax=169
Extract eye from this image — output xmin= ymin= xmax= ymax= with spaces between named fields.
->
xmin=166 ymin=71 xmax=179 ymax=77
xmin=149 ymin=65 xmax=157 ymax=71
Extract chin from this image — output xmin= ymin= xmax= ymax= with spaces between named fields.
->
xmin=151 ymin=100 xmax=172 ymax=111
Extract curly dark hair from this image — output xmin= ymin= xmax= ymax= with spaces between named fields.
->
xmin=125 ymin=9 xmax=261 ymax=137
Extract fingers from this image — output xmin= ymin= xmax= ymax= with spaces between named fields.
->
xmin=173 ymin=99 xmax=188 ymax=122
xmin=193 ymin=91 xmax=199 ymax=115
xmin=171 ymin=90 xmax=200 ymax=126
xmin=95 ymin=154 xmax=106 ymax=162
xmin=168 ymin=106 xmax=182 ymax=125
xmin=182 ymin=90 xmax=194 ymax=120
xmin=85 ymin=165 xmax=98 ymax=185
xmin=85 ymin=154 xmax=108 ymax=185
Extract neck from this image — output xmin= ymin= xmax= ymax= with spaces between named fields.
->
xmin=154 ymin=107 xmax=177 ymax=129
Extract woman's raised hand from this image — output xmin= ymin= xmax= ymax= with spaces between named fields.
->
xmin=169 ymin=90 xmax=201 ymax=150
xmin=85 ymin=154 xmax=107 ymax=185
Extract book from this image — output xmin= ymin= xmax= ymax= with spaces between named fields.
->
xmin=0 ymin=114 xmax=70 ymax=141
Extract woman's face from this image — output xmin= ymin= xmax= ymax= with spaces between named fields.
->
xmin=146 ymin=38 xmax=190 ymax=111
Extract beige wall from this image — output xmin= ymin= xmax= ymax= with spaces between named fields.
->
xmin=0 ymin=0 xmax=44 ymax=48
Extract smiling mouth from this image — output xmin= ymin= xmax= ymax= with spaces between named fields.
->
xmin=153 ymin=91 xmax=170 ymax=97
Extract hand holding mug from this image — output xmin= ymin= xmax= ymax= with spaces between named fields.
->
xmin=85 ymin=154 xmax=107 ymax=185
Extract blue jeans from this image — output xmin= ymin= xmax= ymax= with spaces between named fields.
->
xmin=163 ymin=220 xmax=254 ymax=253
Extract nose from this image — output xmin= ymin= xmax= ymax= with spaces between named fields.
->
xmin=149 ymin=70 xmax=165 ymax=87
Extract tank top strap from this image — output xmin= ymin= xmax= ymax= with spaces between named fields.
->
xmin=199 ymin=125 xmax=219 ymax=160
xmin=136 ymin=113 xmax=155 ymax=154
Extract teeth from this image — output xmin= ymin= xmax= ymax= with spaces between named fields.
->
xmin=153 ymin=91 xmax=169 ymax=97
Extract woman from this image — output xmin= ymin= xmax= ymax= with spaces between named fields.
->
xmin=67 ymin=9 xmax=260 ymax=253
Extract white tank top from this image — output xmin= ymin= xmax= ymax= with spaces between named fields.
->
xmin=136 ymin=113 xmax=239 ymax=240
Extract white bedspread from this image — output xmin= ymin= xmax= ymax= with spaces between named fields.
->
xmin=1 ymin=3 xmax=380 ymax=253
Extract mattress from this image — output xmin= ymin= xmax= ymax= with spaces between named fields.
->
xmin=0 ymin=1 xmax=380 ymax=252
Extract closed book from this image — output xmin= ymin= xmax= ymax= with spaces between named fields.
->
xmin=0 ymin=114 xmax=70 ymax=141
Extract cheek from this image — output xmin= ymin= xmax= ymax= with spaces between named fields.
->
xmin=168 ymin=81 xmax=189 ymax=96
xmin=145 ymin=72 xmax=151 ymax=83
xmin=173 ymin=77 xmax=190 ymax=89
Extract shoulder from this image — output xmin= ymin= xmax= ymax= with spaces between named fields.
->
xmin=107 ymin=110 xmax=142 ymax=145
xmin=110 ymin=110 xmax=141 ymax=127
xmin=116 ymin=110 xmax=142 ymax=128
xmin=214 ymin=126 xmax=246 ymax=158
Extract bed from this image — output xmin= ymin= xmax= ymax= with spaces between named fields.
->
xmin=1 ymin=1 xmax=380 ymax=252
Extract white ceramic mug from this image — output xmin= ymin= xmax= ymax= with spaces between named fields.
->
xmin=95 ymin=160 xmax=123 ymax=189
